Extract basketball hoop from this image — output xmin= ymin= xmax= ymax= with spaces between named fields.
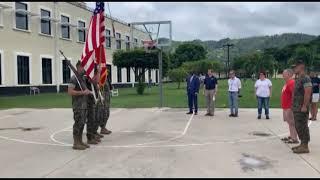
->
xmin=143 ymin=40 xmax=157 ymax=52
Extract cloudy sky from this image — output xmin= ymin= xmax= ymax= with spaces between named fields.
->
xmin=86 ymin=2 xmax=320 ymax=41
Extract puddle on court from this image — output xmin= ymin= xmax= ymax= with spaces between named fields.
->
xmin=249 ymin=131 xmax=272 ymax=137
xmin=239 ymin=153 xmax=275 ymax=172
xmin=10 ymin=111 xmax=31 ymax=116
xmin=0 ymin=127 xmax=42 ymax=131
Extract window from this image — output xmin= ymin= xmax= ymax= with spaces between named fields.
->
xmin=40 ymin=9 xmax=51 ymax=35
xmin=134 ymin=38 xmax=138 ymax=47
xmin=15 ymin=2 xmax=28 ymax=30
xmin=125 ymin=36 xmax=130 ymax=50
xmin=107 ymin=64 xmax=112 ymax=83
xmin=116 ymin=33 xmax=121 ymax=49
xmin=0 ymin=7 xmax=3 ymax=26
xmin=17 ymin=55 xmax=29 ymax=84
xmin=106 ymin=29 xmax=111 ymax=48
xmin=62 ymin=60 xmax=70 ymax=83
xmin=42 ymin=58 xmax=52 ymax=84
xmin=78 ymin=21 xmax=85 ymax=42
xmin=0 ymin=53 xmax=2 ymax=85
xmin=117 ymin=67 xmax=122 ymax=82
xmin=126 ymin=67 xmax=130 ymax=82
xmin=61 ymin=15 xmax=70 ymax=39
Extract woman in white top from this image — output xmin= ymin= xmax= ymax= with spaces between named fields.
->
xmin=254 ymin=71 xmax=272 ymax=119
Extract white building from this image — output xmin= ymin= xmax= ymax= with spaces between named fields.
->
xmin=0 ymin=2 xmax=159 ymax=95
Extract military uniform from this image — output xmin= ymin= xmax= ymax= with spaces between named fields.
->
xmin=68 ymin=73 xmax=88 ymax=150
xmin=101 ymin=79 xmax=111 ymax=129
xmin=85 ymin=77 xmax=98 ymax=143
xmin=292 ymin=74 xmax=312 ymax=145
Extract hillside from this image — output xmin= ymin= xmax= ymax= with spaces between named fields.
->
xmin=162 ymin=33 xmax=317 ymax=61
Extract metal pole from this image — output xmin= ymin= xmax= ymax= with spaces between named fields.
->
xmin=54 ymin=2 xmax=59 ymax=93
xmin=227 ymin=46 xmax=230 ymax=72
xmin=223 ymin=43 xmax=234 ymax=77
xmin=158 ymin=48 xmax=163 ymax=108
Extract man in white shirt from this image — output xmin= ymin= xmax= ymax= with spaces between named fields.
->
xmin=228 ymin=70 xmax=241 ymax=117
xmin=254 ymin=71 xmax=272 ymax=119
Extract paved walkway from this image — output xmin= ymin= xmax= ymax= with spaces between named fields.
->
xmin=0 ymin=108 xmax=319 ymax=177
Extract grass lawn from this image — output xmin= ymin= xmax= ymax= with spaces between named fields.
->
xmin=0 ymin=79 xmax=284 ymax=109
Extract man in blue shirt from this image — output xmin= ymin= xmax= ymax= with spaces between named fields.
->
xmin=186 ymin=72 xmax=200 ymax=115
xmin=203 ymin=69 xmax=218 ymax=116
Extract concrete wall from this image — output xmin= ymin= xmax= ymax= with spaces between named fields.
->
xmin=0 ymin=2 xmax=158 ymax=95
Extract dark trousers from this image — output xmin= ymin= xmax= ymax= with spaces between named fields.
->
xmin=188 ymin=92 xmax=198 ymax=113
xmin=293 ymin=111 xmax=310 ymax=144
xmin=257 ymin=96 xmax=270 ymax=115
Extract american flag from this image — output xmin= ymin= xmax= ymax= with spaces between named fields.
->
xmin=81 ymin=1 xmax=107 ymax=86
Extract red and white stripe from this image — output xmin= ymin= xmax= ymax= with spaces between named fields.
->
xmin=81 ymin=12 xmax=105 ymax=80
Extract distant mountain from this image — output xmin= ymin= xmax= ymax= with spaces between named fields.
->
xmin=161 ymin=33 xmax=317 ymax=61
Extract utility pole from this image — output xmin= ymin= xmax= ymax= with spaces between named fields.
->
xmin=54 ymin=2 xmax=60 ymax=93
xmin=223 ymin=43 xmax=234 ymax=76
xmin=158 ymin=47 xmax=163 ymax=108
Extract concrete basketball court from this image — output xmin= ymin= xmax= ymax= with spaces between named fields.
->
xmin=0 ymin=108 xmax=320 ymax=177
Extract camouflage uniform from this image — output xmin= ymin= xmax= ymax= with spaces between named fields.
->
xmin=85 ymin=77 xmax=97 ymax=140
xmin=95 ymin=98 xmax=105 ymax=132
xmin=68 ymin=74 xmax=88 ymax=137
xmin=100 ymin=80 xmax=111 ymax=129
xmin=292 ymin=74 xmax=312 ymax=144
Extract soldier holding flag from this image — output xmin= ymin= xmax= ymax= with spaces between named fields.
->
xmin=67 ymin=61 xmax=91 ymax=150
xmin=100 ymin=73 xmax=112 ymax=135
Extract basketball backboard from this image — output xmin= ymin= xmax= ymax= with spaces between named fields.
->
xmin=129 ymin=21 xmax=172 ymax=48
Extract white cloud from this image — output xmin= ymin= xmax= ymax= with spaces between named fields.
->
xmin=86 ymin=2 xmax=320 ymax=41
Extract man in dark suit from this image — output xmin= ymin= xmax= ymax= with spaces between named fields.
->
xmin=186 ymin=72 xmax=200 ymax=115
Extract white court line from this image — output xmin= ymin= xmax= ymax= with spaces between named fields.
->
xmin=0 ymin=135 xmax=69 ymax=147
xmin=51 ymin=111 xmax=195 ymax=147
xmin=50 ymin=108 xmax=124 ymax=145
xmin=0 ymin=109 xmax=296 ymax=148
xmin=121 ymin=113 xmax=195 ymax=147
xmin=182 ymin=113 xmax=194 ymax=135
xmin=50 ymin=126 xmax=73 ymax=145
xmin=308 ymin=120 xmax=312 ymax=127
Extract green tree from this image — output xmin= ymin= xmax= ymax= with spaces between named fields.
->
xmin=168 ymin=68 xmax=187 ymax=89
xmin=113 ymin=49 xmax=159 ymax=95
xmin=170 ymin=43 xmax=207 ymax=68
xmin=182 ymin=59 xmax=222 ymax=75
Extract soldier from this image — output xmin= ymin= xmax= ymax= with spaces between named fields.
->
xmin=67 ymin=61 xmax=91 ymax=150
xmin=291 ymin=60 xmax=313 ymax=154
xmin=89 ymin=64 xmax=105 ymax=141
xmin=100 ymin=77 xmax=112 ymax=135
xmin=85 ymin=65 xmax=102 ymax=145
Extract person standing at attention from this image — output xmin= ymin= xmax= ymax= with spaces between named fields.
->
xmin=203 ymin=69 xmax=218 ymax=116
xmin=228 ymin=70 xmax=241 ymax=117
xmin=68 ymin=61 xmax=91 ymax=150
xmin=309 ymin=71 xmax=320 ymax=121
xmin=291 ymin=60 xmax=312 ymax=154
xmin=281 ymin=69 xmax=299 ymax=144
xmin=254 ymin=71 xmax=272 ymax=119
xmin=186 ymin=72 xmax=200 ymax=115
